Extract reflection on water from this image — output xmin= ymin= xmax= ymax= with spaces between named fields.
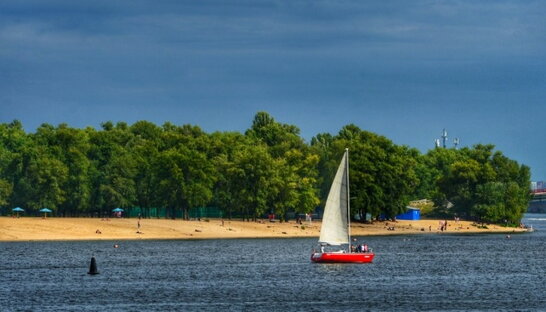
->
xmin=1 ymin=214 xmax=545 ymax=311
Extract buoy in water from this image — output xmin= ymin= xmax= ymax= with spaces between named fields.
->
xmin=113 ymin=244 xmax=119 ymax=248
xmin=88 ymin=256 xmax=99 ymax=275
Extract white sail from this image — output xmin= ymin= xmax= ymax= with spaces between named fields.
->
xmin=318 ymin=150 xmax=349 ymax=246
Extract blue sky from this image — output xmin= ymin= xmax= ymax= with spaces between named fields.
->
xmin=1 ymin=1 xmax=545 ymax=180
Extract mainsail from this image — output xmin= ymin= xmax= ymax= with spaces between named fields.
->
xmin=318 ymin=150 xmax=349 ymax=246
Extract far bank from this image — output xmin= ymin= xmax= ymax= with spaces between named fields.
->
xmin=0 ymin=217 xmax=529 ymax=242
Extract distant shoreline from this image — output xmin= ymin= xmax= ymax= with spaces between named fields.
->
xmin=0 ymin=217 xmax=529 ymax=242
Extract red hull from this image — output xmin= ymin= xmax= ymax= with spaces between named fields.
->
xmin=311 ymin=252 xmax=374 ymax=263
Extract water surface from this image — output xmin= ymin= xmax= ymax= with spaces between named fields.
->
xmin=1 ymin=215 xmax=545 ymax=311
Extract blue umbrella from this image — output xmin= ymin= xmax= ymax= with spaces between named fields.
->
xmin=12 ymin=207 xmax=24 ymax=218
xmin=112 ymin=208 xmax=124 ymax=212
xmin=39 ymin=208 xmax=52 ymax=218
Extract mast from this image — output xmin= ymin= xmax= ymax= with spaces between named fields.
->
xmin=346 ymin=148 xmax=351 ymax=250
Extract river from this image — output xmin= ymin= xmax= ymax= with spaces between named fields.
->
xmin=1 ymin=214 xmax=545 ymax=311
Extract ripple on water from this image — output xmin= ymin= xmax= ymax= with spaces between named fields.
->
xmin=1 ymin=214 xmax=546 ymax=311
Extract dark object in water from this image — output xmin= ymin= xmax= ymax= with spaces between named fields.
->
xmin=88 ymin=256 xmax=99 ymax=275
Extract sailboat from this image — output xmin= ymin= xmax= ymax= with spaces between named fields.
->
xmin=311 ymin=148 xmax=375 ymax=263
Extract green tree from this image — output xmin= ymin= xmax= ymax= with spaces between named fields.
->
xmin=0 ymin=179 xmax=13 ymax=207
xmin=246 ymin=111 xmax=305 ymax=158
xmin=51 ymin=125 xmax=92 ymax=216
xmin=432 ymin=145 xmax=530 ymax=223
xmin=0 ymin=114 xmax=530 ymax=225
xmin=23 ymin=155 xmax=69 ymax=211
xmin=230 ymin=144 xmax=276 ymax=221
xmin=129 ymin=121 xmax=163 ymax=217
xmin=246 ymin=112 xmax=319 ymax=220
xmin=269 ymin=150 xmax=320 ymax=221
xmin=208 ymin=132 xmax=249 ymax=219
xmin=155 ymin=146 xmax=215 ymax=219
xmin=87 ymin=125 xmax=136 ymax=216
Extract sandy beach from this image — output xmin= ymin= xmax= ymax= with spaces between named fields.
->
xmin=0 ymin=217 xmax=528 ymax=242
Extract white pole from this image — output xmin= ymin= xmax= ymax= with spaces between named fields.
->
xmin=346 ymin=148 xmax=351 ymax=251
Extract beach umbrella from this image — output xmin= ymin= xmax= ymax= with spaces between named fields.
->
xmin=12 ymin=207 xmax=24 ymax=217
xmin=112 ymin=207 xmax=124 ymax=218
xmin=39 ymin=208 xmax=52 ymax=218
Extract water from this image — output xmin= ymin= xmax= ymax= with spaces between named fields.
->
xmin=1 ymin=214 xmax=546 ymax=311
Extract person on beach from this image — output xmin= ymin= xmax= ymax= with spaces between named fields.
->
xmin=137 ymin=220 xmax=141 ymax=233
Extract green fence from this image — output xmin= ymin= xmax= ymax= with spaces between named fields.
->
xmin=188 ymin=207 xmax=224 ymax=218
xmin=123 ymin=207 xmax=223 ymax=219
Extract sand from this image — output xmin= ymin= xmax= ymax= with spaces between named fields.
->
xmin=0 ymin=217 xmax=528 ymax=242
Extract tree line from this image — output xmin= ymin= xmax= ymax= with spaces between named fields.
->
xmin=0 ymin=112 xmax=531 ymax=224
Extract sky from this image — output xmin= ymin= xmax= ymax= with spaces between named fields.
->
xmin=1 ymin=1 xmax=545 ymax=180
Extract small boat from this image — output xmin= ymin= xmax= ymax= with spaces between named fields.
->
xmin=311 ymin=148 xmax=375 ymax=263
